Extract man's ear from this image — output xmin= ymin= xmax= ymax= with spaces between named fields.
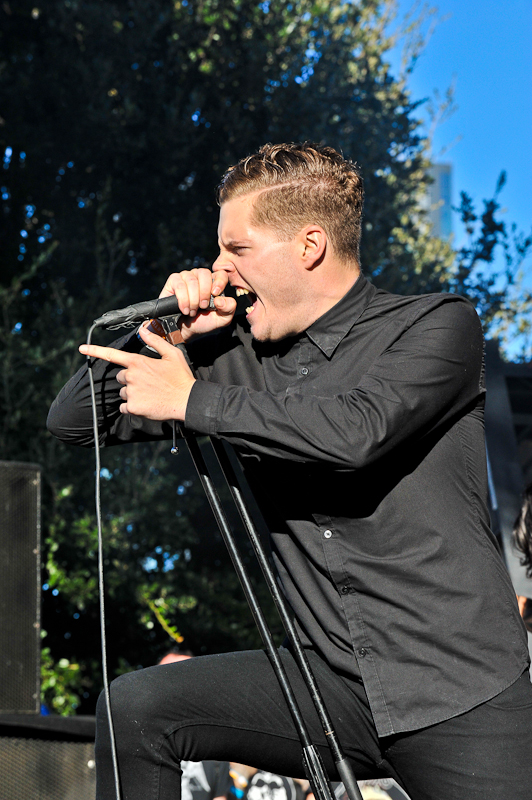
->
xmin=297 ymin=225 xmax=327 ymax=269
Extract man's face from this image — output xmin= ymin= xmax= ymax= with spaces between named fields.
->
xmin=213 ymin=193 xmax=312 ymax=342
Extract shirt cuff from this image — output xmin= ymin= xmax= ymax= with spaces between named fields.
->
xmin=185 ymin=380 xmax=224 ymax=436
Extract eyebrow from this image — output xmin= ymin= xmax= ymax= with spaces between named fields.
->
xmin=219 ymin=239 xmax=252 ymax=249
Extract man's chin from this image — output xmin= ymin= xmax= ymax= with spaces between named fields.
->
xmin=251 ymin=330 xmax=272 ymax=342
xmin=248 ymin=317 xmax=268 ymax=342
xmin=250 ymin=321 xmax=299 ymax=343
xmin=248 ymin=312 xmax=297 ymax=342
xmin=250 ymin=325 xmax=282 ymax=343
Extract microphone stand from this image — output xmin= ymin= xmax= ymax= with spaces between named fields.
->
xmin=180 ymin=428 xmax=336 ymax=800
xmin=208 ymin=436 xmax=363 ymax=800
xmin=179 ymin=425 xmax=363 ymax=800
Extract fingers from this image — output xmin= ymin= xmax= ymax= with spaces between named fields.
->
xmin=79 ymin=327 xmax=181 ymax=367
xmin=79 ymin=344 xmax=135 ymax=367
xmin=198 ymin=269 xmax=216 ymax=308
xmin=136 ymin=325 xmax=178 ymax=356
xmin=179 ymin=294 xmax=237 ymax=342
xmin=80 ymin=328 xmax=194 ymax=420
xmin=79 ymin=331 xmax=176 ymax=369
xmin=159 ymin=268 xmax=228 ymax=317
xmin=211 ymin=268 xmax=229 ymax=299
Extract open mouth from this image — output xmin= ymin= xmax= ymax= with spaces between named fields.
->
xmin=235 ymin=287 xmax=258 ymax=316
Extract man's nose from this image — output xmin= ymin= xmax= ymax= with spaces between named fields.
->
xmin=212 ymin=255 xmax=235 ymax=275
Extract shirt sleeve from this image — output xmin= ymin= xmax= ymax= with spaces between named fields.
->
xmin=185 ymin=298 xmax=485 ymax=468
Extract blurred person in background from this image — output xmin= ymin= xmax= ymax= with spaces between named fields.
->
xmin=514 ymin=482 xmax=532 ymax=632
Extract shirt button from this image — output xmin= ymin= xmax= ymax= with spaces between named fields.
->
xmin=301 ymin=367 xmax=309 ymax=376
xmin=323 ymin=530 xmax=332 ymax=539
xmin=358 ymin=648 xmax=368 ymax=658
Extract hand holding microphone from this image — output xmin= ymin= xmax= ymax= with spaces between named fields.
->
xmin=83 ymin=268 xmax=235 ymax=421
xmin=93 ymin=268 xmax=235 ymax=343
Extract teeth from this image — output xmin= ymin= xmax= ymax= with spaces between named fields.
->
xmin=236 ymin=288 xmax=250 ymax=296
xmin=246 ymin=306 xmax=254 ymax=314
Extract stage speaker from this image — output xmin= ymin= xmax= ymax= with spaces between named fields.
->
xmin=0 ymin=715 xmax=96 ymax=800
xmin=0 ymin=460 xmax=41 ymax=714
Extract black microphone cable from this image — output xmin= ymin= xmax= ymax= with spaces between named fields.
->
xmin=83 ymin=292 xmax=220 ymax=800
xmin=86 ymin=322 xmax=122 ymax=800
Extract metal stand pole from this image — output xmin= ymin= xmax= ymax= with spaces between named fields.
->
xmin=181 ymin=429 xmax=335 ymax=800
xmin=209 ymin=438 xmax=363 ymax=800
xmin=182 ymin=427 xmax=363 ymax=800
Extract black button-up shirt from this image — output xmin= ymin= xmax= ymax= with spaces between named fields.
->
xmin=48 ymin=275 xmax=529 ymax=736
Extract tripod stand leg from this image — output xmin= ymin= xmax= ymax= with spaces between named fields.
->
xmin=209 ymin=438 xmax=364 ymax=800
xmin=181 ymin=429 xmax=335 ymax=800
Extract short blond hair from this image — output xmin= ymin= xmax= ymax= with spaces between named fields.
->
xmin=216 ymin=142 xmax=364 ymax=263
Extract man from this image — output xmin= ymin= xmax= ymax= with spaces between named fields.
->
xmin=48 ymin=143 xmax=532 ymax=799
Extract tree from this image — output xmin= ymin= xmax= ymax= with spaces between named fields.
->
xmin=0 ymin=0 xmax=529 ymax=713
xmin=449 ymin=174 xmax=532 ymax=356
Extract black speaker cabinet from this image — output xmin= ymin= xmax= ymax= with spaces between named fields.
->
xmin=0 ymin=461 xmax=41 ymax=714
xmin=0 ymin=715 xmax=96 ymax=800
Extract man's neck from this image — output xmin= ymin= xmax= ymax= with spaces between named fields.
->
xmin=308 ymin=261 xmax=361 ymax=321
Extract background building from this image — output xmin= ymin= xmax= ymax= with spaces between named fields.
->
xmin=425 ymin=164 xmax=453 ymax=239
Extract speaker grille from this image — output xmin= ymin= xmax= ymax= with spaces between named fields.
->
xmin=0 ymin=461 xmax=41 ymax=713
xmin=0 ymin=736 xmax=96 ymax=800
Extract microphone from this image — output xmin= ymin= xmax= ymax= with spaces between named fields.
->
xmin=93 ymin=295 xmax=216 ymax=330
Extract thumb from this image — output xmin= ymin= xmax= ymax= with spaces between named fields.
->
xmin=212 ymin=294 xmax=237 ymax=317
xmin=137 ymin=324 xmax=184 ymax=358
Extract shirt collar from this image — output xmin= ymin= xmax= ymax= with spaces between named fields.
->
xmin=306 ymin=273 xmax=376 ymax=357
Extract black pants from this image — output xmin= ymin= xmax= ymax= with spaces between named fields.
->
xmin=96 ymin=649 xmax=532 ymax=800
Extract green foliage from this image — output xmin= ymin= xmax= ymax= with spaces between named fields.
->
xmin=448 ymin=176 xmax=532 ymax=356
xmin=1 ymin=0 xmax=438 ymax=296
xmin=41 ymin=636 xmax=94 ymax=715
xmin=0 ymin=0 xmax=529 ymax=714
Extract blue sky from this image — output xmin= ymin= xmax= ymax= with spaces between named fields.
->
xmin=386 ymin=0 xmax=532 ymax=251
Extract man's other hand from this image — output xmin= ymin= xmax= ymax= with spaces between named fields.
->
xmin=79 ymin=327 xmax=195 ymax=421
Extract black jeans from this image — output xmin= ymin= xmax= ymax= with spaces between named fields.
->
xmin=96 ymin=649 xmax=532 ymax=800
